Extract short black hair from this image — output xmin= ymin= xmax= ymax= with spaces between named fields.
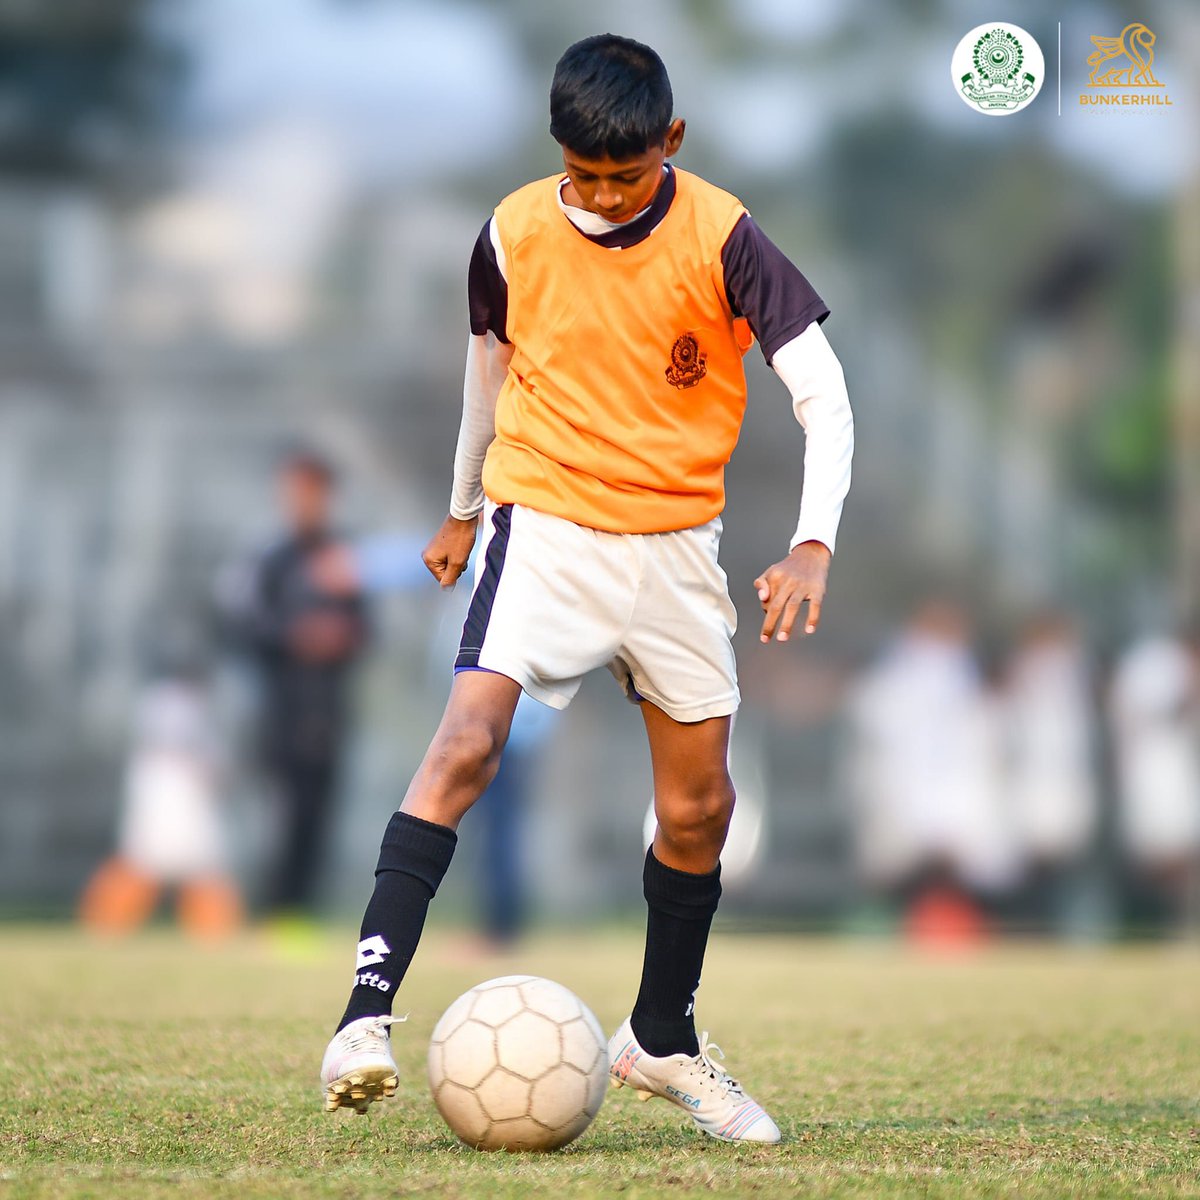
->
xmin=550 ymin=34 xmax=673 ymax=160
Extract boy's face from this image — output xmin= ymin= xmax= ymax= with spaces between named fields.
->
xmin=560 ymin=118 xmax=685 ymax=224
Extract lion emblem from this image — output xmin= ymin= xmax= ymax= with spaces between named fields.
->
xmin=1088 ymin=22 xmax=1161 ymax=87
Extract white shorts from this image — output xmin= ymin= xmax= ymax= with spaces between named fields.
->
xmin=456 ymin=502 xmax=739 ymax=722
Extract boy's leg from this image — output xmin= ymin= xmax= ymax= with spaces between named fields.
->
xmin=335 ymin=669 xmax=522 ymax=1032
xmin=612 ymin=701 xmax=779 ymax=1142
xmin=630 ymin=703 xmax=733 ymax=1057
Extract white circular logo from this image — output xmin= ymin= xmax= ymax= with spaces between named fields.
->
xmin=952 ymin=22 xmax=1044 ymax=116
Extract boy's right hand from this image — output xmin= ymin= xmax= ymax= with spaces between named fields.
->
xmin=422 ymin=514 xmax=480 ymax=588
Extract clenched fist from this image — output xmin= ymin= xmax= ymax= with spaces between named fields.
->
xmin=423 ymin=514 xmax=480 ymax=588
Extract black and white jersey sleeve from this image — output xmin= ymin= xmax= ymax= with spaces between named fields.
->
xmin=721 ymin=214 xmax=851 ymax=555
xmin=453 ymin=216 xmax=514 ymax=520
xmin=721 ymin=214 xmax=829 ymax=364
xmin=467 ymin=218 xmax=510 ymax=344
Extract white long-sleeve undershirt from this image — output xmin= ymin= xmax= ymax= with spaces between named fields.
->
xmin=449 ymin=330 xmax=512 ymax=521
xmin=772 ymin=324 xmax=854 ymax=554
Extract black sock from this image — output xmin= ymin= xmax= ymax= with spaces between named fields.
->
xmin=337 ymin=811 xmax=457 ymax=1032
xmin=630 ymin=847 xmax=722 ymax=1058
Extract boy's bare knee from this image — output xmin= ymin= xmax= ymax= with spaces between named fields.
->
xmin=432 ymin=720 xmax=504 ymax=790
xmin=657 ymin=776 xmax=735 ymax=856
xmin=404 ymin=720 xmax=506 ymax=829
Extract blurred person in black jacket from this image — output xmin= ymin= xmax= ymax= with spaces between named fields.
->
xmin=218 ymin=448 xmax=368 ymax=916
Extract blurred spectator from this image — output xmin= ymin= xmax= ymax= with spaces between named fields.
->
xmin=215 ymin=449 xmax=368 ymax=916
xmin=1110 ymin=632 xmax=1200 ymax=933
xmin=309 ymin=531 xmax=428 ymax=597
xmin=475 ymin=694 xmax=558 ymax=949
xmin=842 ymin=598 xmax=1018 ymax=943
xmin=79 ymin=644 xmax=241 ymax=940
xmin=1001 ymin=612 xmax=1099 ymax=927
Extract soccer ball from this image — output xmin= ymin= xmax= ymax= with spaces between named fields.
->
xmin=427 ymin=975 xmax=608 ymax=1151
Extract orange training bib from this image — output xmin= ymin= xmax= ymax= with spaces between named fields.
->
xmin=482 ymin=168 xmax=751 ymax=533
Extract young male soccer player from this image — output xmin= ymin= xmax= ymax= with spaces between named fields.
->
xmin=321 ymin=34 xmax=854 ymax=1143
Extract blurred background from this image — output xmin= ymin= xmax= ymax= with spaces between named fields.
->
xmin=0 ymin=0 xmax=1197 ymax=945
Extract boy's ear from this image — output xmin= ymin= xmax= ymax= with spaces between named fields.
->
xmin=664 ymin=118 xmax=686 ymax=158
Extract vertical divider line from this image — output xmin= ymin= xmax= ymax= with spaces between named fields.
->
xmin=1058 ymin=22 xmax=1062 ymax=115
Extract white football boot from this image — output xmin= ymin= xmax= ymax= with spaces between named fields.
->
xmin=608 ymin=1017 xmax=781 ymax=1143
xmin=320 ymin=1015 xmax=404 ymax=1113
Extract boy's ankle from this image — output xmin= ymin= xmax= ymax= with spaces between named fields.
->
xmin=629 ymin=1011 xmax=700 ymax=1058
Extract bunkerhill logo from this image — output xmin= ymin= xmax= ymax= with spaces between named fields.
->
xmin=1081 ymin=22 xmax=1171 ymax=108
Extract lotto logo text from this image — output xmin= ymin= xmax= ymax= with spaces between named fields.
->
xmin=354 ymin=971 xmax=391 ymax=992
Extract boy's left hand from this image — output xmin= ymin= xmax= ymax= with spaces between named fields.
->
xmin=753 ymin=541 xmax=831 ymax=643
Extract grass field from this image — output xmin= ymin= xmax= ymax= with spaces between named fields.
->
xmin=0 ymin=925 xmax=1197 ymax=1199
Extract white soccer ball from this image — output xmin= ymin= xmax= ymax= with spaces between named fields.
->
xmin=427 ymin=975 xmax=607 ymax=1152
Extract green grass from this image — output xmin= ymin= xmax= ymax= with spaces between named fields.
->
xmin=0 ymin=925 xmax=1197 ymax=1198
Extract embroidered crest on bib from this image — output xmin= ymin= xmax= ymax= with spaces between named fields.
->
xmin=665 ymin=332 xmax=707 ymax=389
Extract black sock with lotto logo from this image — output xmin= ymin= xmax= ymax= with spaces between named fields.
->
xmin=336 ymin=811 xmax=457 ymax=1032
xmin=630 ymin=847 xmax=722 ymax=1058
